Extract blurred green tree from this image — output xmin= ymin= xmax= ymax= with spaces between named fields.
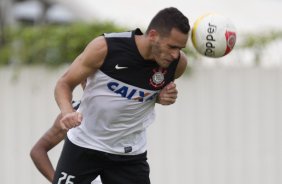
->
xmin=0 ymin=22 xmax=126 ymax=66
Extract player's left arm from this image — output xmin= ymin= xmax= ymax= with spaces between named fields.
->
xmin=156 ymin=51 xmax=187 ymax=105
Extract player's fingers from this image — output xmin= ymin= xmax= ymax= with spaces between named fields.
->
xmin=169 ymin=91 xmax=177 ymax=99
xmin=60 ymin=112 xmax=80 ymax=129
xmin=60 ymin=120 xmax=69 ymax=131
xmin=69 ymin=112 xmax=82 ymax=127
xmin=159 ymin=96 xmax=176 ymax=105
xmin=163 ymin=92 xmax=177 ymax=99
xmin=65 ymin=121 xmax=74 ymax=129
xmin=166 ymin=82 xmax=176 ymax=90
xmin=76 ymin=112 xmax=83 ymax=123
xmin=167 ymin=86 xmax=178 ymax=94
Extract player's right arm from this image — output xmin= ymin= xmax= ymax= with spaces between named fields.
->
xmin=54 ymin=36 xmax=107 ymax=130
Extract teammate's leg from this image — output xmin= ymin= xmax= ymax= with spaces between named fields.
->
xmin=52 ymin=138 xmax=100 ymax=184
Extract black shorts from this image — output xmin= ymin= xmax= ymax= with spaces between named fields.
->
xmin=52 ymin=138 xmax=150 ymax=184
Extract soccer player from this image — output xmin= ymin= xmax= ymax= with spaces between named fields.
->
xmin=53 ymin=7 xmax=190 ymax=184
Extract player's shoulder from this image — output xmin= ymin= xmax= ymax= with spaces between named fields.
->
xmin=87 ymin=36 xmax=107 ymax=49
xmin=175 ymin=51 xmax=188 ymax=79
xmin=83 ymin=36 xmax=108 ymax=67
xmin=180 ymin=50 xmax=188 ymax=62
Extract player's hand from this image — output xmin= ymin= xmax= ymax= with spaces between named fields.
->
xmin=60 ymin=111 xmax=83 ymax=130
xmin=157 ymin=82 xmax=178 ymax=105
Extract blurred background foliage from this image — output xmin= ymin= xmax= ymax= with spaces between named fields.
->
xmin=0 ymin=22 xmax=282 ymax=67
xmin=0 ymin=22 xmax=125 ymax=66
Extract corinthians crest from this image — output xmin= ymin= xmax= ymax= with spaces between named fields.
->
xmin=149 ymin=67 xmax=167 ymax=88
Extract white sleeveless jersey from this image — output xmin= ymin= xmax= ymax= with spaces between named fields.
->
xmin=67 ymin=29 xmax=179 ymax=155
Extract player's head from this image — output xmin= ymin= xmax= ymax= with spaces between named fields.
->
xmin=145 ymin=7 xmax=190 ymax=68
xmin=146 ymin=7 xmax=190 ymax=37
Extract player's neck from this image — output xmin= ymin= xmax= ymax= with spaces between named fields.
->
xmin=135 ymin=35 xmax=154 ymax=61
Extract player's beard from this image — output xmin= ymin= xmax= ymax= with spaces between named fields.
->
xmin=151 ymin=41 xmax=171 ymax=68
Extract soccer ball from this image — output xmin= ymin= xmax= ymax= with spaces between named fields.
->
xmin=191 ymin=13 xmax=237 ymax=58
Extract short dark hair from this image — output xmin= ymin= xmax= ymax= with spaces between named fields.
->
xmin=146 ymin=7 xmax=190 ymax=36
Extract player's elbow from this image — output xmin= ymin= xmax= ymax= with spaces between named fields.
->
xmin=30 ymin=146 xmax=37 ymax=161
xmin=55 ymin=76 xmax=77 ymax=93
xmin=30 ymin=145 xmax=42 ymax=163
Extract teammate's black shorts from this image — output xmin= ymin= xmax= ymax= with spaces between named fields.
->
xmin=52 ymin=138 xmax=150 ymax=184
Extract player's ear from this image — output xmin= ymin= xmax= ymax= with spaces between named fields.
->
xmin=147 ymin=29 xmax=159 ymax=41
